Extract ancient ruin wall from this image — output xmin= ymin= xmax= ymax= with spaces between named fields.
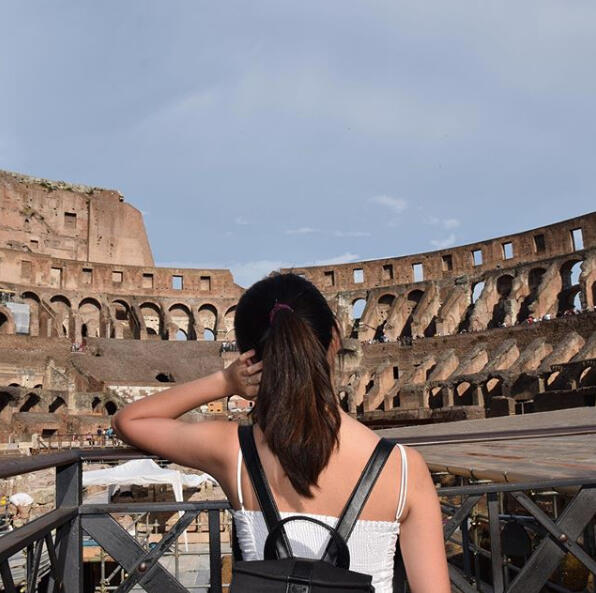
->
xmin=0 ymin=170 xmax=154 ymax=267
xmin=281 ymin=213 xmax=595 ymax=290
xmin=0 ymin=169 xmax=595 ymax=439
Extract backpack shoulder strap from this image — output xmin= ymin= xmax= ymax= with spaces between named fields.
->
xmin=322 ymin=438 xmax=394 ymax=562
xmin=237 ymin=424 xmax=293 ymax=559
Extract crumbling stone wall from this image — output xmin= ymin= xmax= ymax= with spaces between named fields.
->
xmin=0 ymin=170 xmax=594 ymax=435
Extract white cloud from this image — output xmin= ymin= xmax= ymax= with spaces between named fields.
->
xmin=430 ymin=234 xmax=456 ymax=249
xmin=427 ymin=216 xmax=460 ymax=230
xmin=234 ymin=216 xmax=250 ymax=225
xmin=333 ymin=230 xmax=371 ymax=237
xmin=284 ymin=227 xmax=319 ymax=235
xmin=311 ymin=252 xmax=360 ymax=266
xmin=369 ymin=195 xmax=408 ymax=214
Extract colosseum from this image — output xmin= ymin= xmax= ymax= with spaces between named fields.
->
xmin=0 ymin=169 xmax=595 ymax=442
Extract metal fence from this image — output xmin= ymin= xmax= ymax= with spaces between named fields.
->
xmin=0 ymin=448 xmax=594 ymax=593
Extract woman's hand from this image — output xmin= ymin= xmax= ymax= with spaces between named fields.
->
xmin=223 ymin=349 xmax=263 ymax=400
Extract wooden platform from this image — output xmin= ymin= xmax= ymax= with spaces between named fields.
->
xmin=377 ymin=407 xmax=596 ymax=482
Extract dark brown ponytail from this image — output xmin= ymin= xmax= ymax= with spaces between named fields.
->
xmin=234 ymin=273 xmax=341 ymax=497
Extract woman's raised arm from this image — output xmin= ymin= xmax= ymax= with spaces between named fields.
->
xmin=111 ymin=350 xmax=261 ymax=476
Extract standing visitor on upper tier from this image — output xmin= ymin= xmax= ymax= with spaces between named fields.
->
xmin=112 ymin=273 xmax=450 ymax=592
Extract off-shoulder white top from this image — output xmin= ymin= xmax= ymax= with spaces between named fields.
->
xmin=231 ymin=443 xmax=408 ymax=593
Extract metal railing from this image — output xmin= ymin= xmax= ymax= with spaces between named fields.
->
xmin=0 ymin=449 xmax=594 ymax=593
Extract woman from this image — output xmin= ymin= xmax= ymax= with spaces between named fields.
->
xmin=112 ymin=273 xmax=450 ymax=592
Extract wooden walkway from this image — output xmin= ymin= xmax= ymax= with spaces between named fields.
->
xmin=377 ymin=407 xmax=596 ymax=482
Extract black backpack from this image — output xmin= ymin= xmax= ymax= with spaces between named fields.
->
xmin=229 ymin=425 xmax=398 ymax=593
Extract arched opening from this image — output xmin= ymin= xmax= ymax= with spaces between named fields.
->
xmin=50 ymin=295 xmax=72 ymax=337
xmin=0 ymin=392 xmax=13 ymax=423
xmin=401 ymin=290 xmax=424 ymax=338
xmin=21 ymin=291 xmax=41 ymax=335
xmin=0 ymin=312 xmax=9 ymax=335
xmin=455 ymin=381 xmax=474 ymax=405
xmin=20 ymin=393 xmax=41 ymax=413
xmin=224 ymin=306 xmax=237 ymax=341
xmin=169 ymin=303 xmax=194 ymax=340
xmin=458 ymin=282 xmax=485 ymax=332
xmin=429 ymin=387 xmax=443 ymax=409
xmin=489 ymin=275 xmax=513 ymax=328
xmin=350 ymin=299 xmax=367 ymax=338
xmin=92 ymin=397 xmax=102 ymax=412
xmin=579 ymin=366 xmax=596 ymax=387
xmin=79 ymin=297 xmax=102 ymax=338
xmin=558 ymin=260 xmax=583 ymax=316
xmin=112 ymin=299 xmax=134 ymax=339
xmin=374 ymin=294 xmax=395 ymax=340
xmin=198 ymin=304 xmax=218 ymax=340
xmin=140 ymin=302 xmax=163 ymax=339
xmin=81 ymin=324 xmax=88 ymax=338
xmin=472 ymin=282 xmax=485 ymax=305
xmin=485 ymin=378 xmax=502 ymax=396
xmin=105 ymin=401 xmax=118 ymax=415
xmin=49 ymin=397 xmax=66 ymax=413
xmin=518 ymin=268 xmax=546 ymax=323
xmin=156 ymin=372 xmax=175 ymax=383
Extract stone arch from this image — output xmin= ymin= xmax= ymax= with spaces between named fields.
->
xmin=518 ymin=268 xmax=546 ymax=323
xmin=169 ymin=303 xmax=194 ymax=340
xmin=428 ymin=386 xmax=443 ymax=409
xmin=79 ymin=297 xmax=102 ymax=338
xmin=111 ymin=299 xmax=135 ymax=339
xmin=488 ymin=275 xmax=514 ymax=328
xmin=0 ymin=309 xmax=13 ymax=335
xmin=455 ymin=381 xmax=474 ymax=405
xmin=49 ymin=396 xmax=66 ymax=413
xmin=374 ymin=294 xmax=395 ymax=339
xmin=50 ymin=295 xmax=72 ymax=337
xmin=224 ymin=306 xmax=236 ymax=340
xmin=21 ymin=291 xmax=41 ymax=336
xmin=20 ymin=393 xmax=41 ymax=413
xmin=198 ymin=304 xmax=218 ymax=339
xmin=579 ymin=365 xmax=596 ymax=387
xmin=140 ymin=302 xmax=163 ymax=339
xmin=0 ymin=392 xmax=13 ymax=423
xmin=104 ymin=401 xmax=118 ymax=415
xmin=203 ymin=328 xmax=215 ymax=341
xmin=558 ymin=259 xmax=583 ymax=315
xmin=91 ymin=396 xmax=102 ymax=412
xmin=351 ymin=299 xmax=366 ymax=320
xmin=485 ymin=377 xmax=503 ymax=396
xmin=401 ymin=290 xmax=424 ymax=338
xmin=471 ymin=282 xmax=485 ymax=304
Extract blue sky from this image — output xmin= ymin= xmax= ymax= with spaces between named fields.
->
xmin=1 ymin=1 xmax=595 ymax=287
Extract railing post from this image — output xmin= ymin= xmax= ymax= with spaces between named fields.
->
xmin=208 ymin=510 xmax=222 ymax=593
xmin=51 ymin=455 xmax=83 ymax=593
xmin=487 ymin=492 xmax=504 ymax=593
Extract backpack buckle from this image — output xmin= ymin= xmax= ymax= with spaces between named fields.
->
xmin=286 ymin=583 xmax=310 ymax=593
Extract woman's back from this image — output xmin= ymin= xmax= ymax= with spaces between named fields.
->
xmin=112 ymin=272 xmax=451 ymax=592
xmin=229 ymin=415 xmax=409 ymax=593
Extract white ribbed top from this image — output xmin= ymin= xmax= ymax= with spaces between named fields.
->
xmin=232 ymin=443 xmax=408 ymax=593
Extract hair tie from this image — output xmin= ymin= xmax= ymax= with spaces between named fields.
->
xmin=269 ymin=302 xmax=294 ymax=325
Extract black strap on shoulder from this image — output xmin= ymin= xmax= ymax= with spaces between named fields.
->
xmin=237 ymin=424 xmax=293 ymax=559
xmin=322 ymin=438 xmax=394 ymax=563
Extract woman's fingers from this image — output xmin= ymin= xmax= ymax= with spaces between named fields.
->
xmin=239 ymin=349 xmax=256 ymax=363
xmin=246 ymin=361 xmax=263 ymax=374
